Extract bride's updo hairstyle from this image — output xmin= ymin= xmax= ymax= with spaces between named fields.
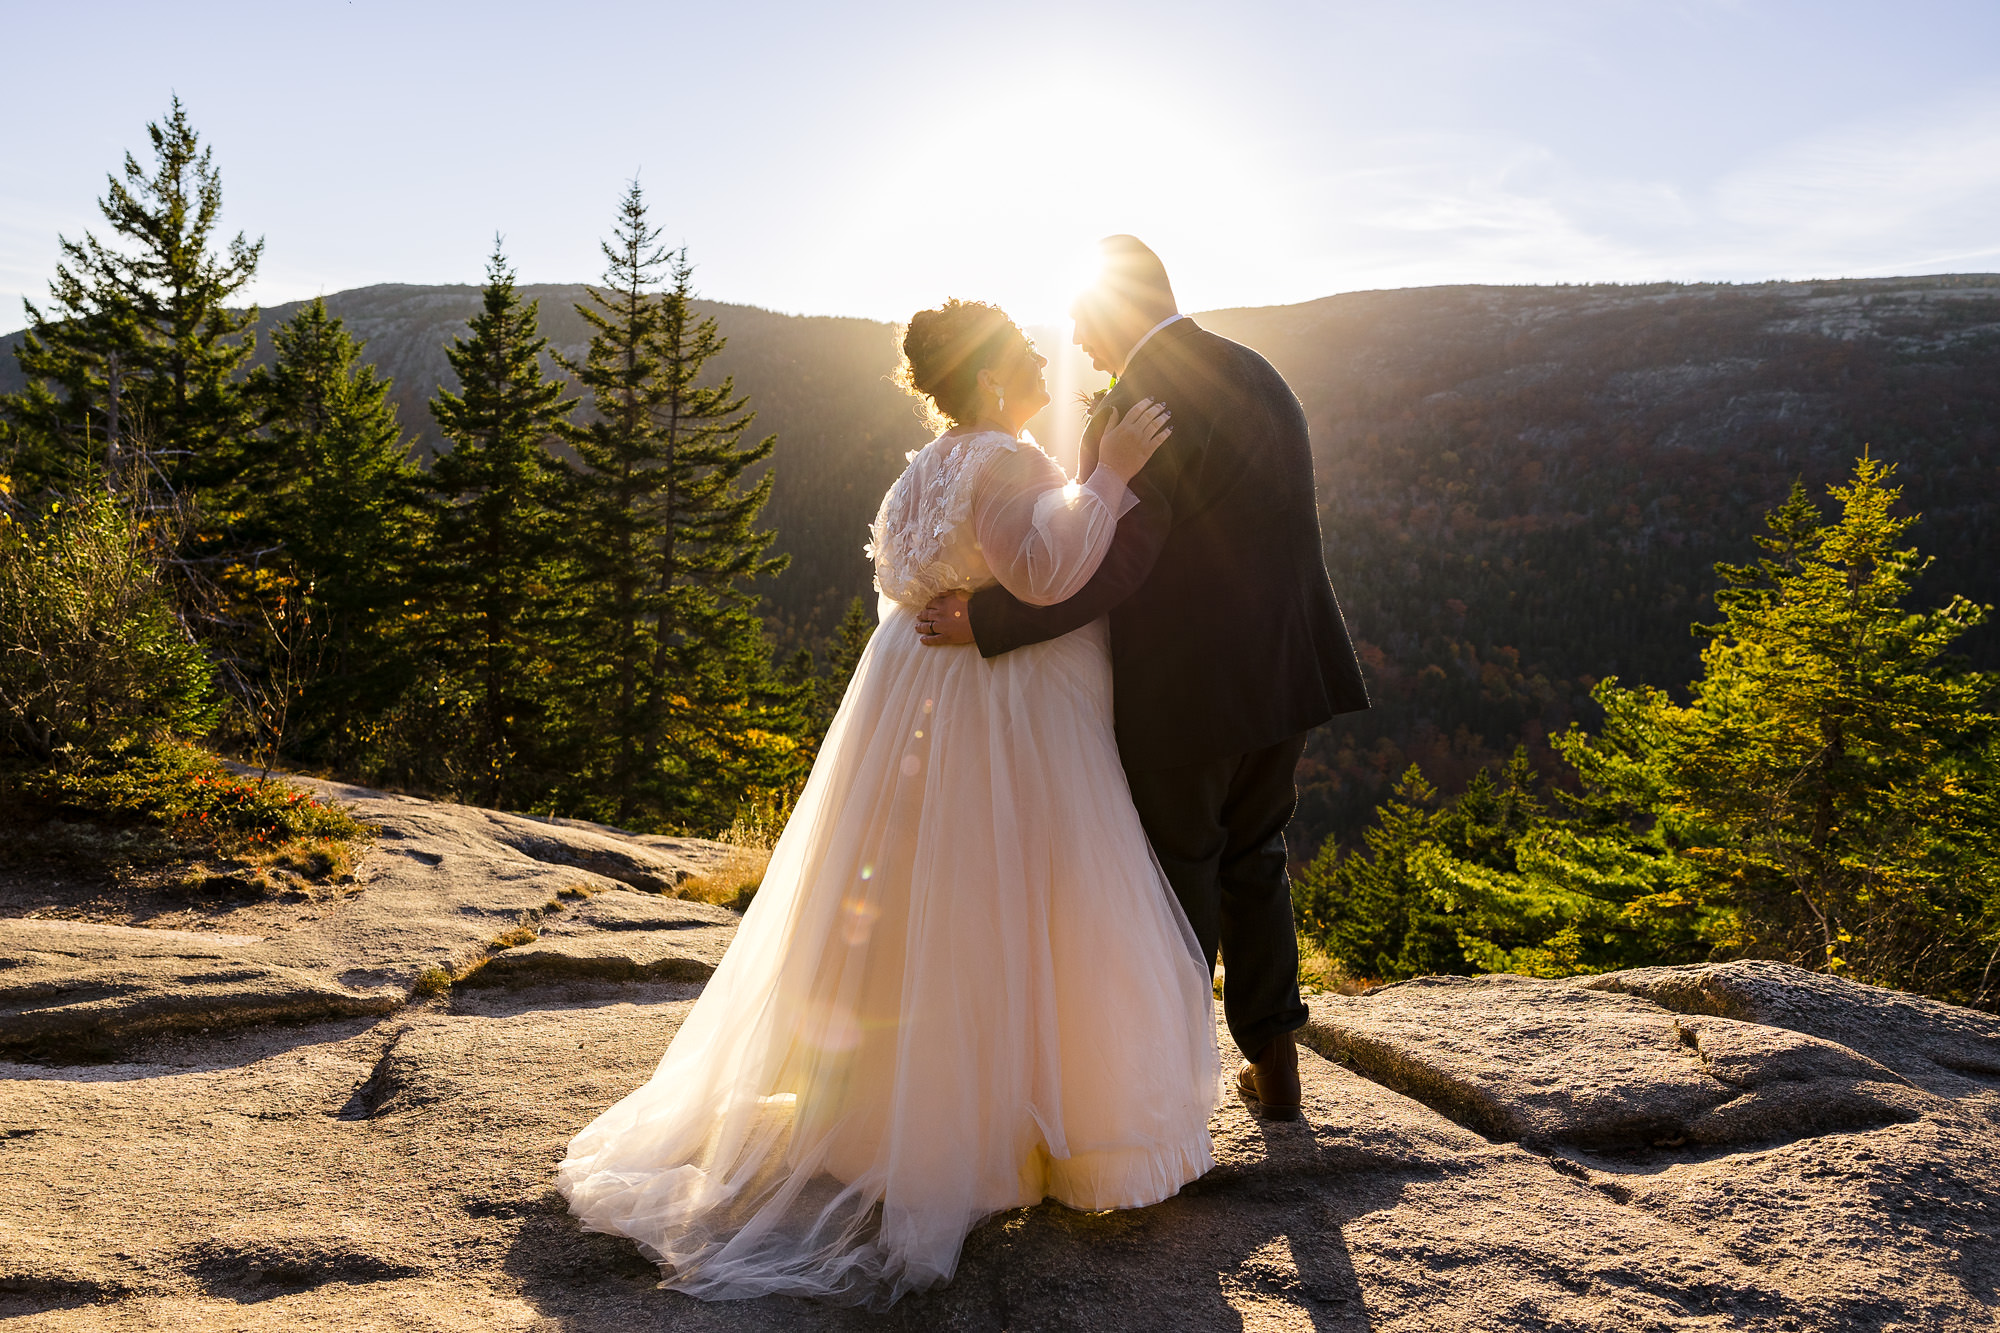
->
xmin=896 ymin=299 xmax=1028 ymax=431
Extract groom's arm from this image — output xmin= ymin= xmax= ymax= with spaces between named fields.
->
xmin=967 ymin=469 xmax=1174 ymax=658
xmin=969 ymin=475 xmax=1173 ymax=657
xmin=947 ymin=364 xmax=1214 ymax=657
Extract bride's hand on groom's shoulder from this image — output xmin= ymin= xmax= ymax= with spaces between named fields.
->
xmin=917 ymin=592 xmax=974 ymax=646
xmin=1097 ymin=398 xmax=1172 ymax=484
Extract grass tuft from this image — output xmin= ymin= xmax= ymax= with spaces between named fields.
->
xmin=1297 ymin=937 xmax=1370 ymax=996
xmin=673 ymin=794 xmax=789 ymax=913
xmin=1216 ymin=940 xmax=1369 ymax=1001
xmin=492 ymin=924 xmax=538 ymax=950
xmin=675 ymin=846 xmax=771 ymax=913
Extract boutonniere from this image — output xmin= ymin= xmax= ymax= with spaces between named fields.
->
xmin=1079 ymin=379 xmax=1115 ymax=417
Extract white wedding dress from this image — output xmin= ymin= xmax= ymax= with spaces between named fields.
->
xmin=556 ymin=429 xmax=1219 ymax=1306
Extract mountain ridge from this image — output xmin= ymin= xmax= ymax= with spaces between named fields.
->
xmin=9 ymin=273 xmax=2000 ymax=848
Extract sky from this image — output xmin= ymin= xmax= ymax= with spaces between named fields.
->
xmin=3 ymin=0 xmax=1999 ymax=329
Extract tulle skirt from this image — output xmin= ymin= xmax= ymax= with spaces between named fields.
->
xmin=555 ymin=598 xmax=1219 ymax=1307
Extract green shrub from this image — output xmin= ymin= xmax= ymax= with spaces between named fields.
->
xmin=0 ymin=489 xmax=216 ymax=758
xmin=6 ymin=740 xmax=366 ymax=856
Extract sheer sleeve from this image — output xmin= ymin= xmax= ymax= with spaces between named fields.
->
xmin=969 ymin=441 xmax=1138 ymax=607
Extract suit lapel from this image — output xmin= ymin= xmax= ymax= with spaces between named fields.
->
xmin=1079 ymin=318 xmax=1200 ymax=479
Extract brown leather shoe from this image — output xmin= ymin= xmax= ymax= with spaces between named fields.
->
xmin=1235 ymin=1034 xmax=1302 ymax=1121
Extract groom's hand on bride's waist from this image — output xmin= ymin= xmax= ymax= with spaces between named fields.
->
xmin=918 ymin=593 xmax=974 ymax=646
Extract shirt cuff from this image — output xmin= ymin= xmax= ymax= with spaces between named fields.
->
xmin=1083 ymin=466 xmax=1139 ymax=518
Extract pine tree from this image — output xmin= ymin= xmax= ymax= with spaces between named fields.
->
xmin=239 ymin=298 xmax=425 ymax=757
xmin=552 ymin=183 xmax=679 ymax=820
xmin=641 ymin=246 xmax=797 ymax=827
xmin=553 ymin=205 xmax=797 ymax=829
xmin=815 ymin=594 xmax=877 ymax=731
xmin=425 ymin=244 xmax=574 ymax=805
xmin=1 ymin=98 xmax=261 ymax=498
xmin=1654 ymin=458 xmax=2000 ymax=996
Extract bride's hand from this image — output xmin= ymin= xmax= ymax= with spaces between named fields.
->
xmin=1096 ymin=398 xmax=1172 ymax=483
xmin=917 ymin=592 xmax=973 ymax=646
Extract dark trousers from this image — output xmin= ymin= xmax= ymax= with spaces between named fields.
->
xmin=1122 ymin=733 xmax=1310 ymax=1060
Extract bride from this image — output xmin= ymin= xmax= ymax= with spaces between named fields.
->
xmin=556 ymin=299 xmax=1220 ymax=1306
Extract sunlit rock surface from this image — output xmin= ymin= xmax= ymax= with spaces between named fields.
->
xmin=0 ymin=776 xmax=734 ymax=1062
xmin=3 ymin=783 xmax=1997 ymax=1330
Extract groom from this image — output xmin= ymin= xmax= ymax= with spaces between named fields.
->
xmin=916 ymin=236 xmax=1368 ymax=1120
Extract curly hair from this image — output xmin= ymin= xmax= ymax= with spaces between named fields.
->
xmin=894 ymin=299 xmax=1028 ymax=431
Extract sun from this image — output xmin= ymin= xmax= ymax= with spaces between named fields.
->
xmin=824 ymin=58 xmax=1257 ymax=329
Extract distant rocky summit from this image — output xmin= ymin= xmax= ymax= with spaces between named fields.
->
xmin=3 ymin=782 xmax=1998 ymax=1330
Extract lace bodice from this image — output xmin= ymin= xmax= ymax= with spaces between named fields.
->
xmin=869 ymin=431 xmax=1012 ymax=608
xmin=868 ymin=430 xmax=1136 ymax=611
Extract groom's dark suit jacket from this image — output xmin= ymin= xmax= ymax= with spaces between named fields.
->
xmin=969 ymin=317 xmax=1368 ymax=767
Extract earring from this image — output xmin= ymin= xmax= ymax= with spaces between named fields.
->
xmin=996 ymin=391 xmax=1006 ymax=413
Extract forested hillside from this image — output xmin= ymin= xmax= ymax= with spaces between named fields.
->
xmin=5 ymin=287 xmax=934 ymax=649
xmin=10 ymin=275 xmax=1999 ymax=852
xmin=1196 ymin=277 xmax=2000 ymax=845
xmin=10 ymin=101 xmax=1997 ymax=1011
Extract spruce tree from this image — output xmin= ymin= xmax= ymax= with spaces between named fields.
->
xmin=1655 ymin=458 xmax=2000 ymax=996
xmin=1291 ymin=765 xmax=1464 ymax=982
xmin=552 ymin=183 xmax=678 ymax=820
xmin=555 ymin=201 xmax=796 ymax=829
xmin=1 ymin=97 xmax=261 ymax=497
xmin=1296 ymin=744 xmax=1701 ymax=983
xmin=1388 ymin=458 xmax=2000 ymax=1000
xmin=645 ymin=247 xmax=800 ymax=827
xmin=239 ymin=298 xmax=425 ymax=757
xmin=426 ymin=244 xmax=574 ymax=805
xmin=1405 ymin=742 xmax=1699 ymax=979
xmin=815 ymin=594 xmax=877 ymax=731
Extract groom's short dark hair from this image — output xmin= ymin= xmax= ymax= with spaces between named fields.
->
xmin=1090 ymin=235 xmax=1178 ymax=322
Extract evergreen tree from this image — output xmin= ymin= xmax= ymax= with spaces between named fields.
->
xmin=239 ymin=298 xmax=425 ymax=758
xmin=1296 ymin=742 xmax=1709 ymax=984
xmin=1646 ymin=459 xmax=2000 ymax=996
xmin=642 ymin=246 xmax=798 ymax=828
xmin=1410 ymin=733 xmax=1710 ymax=979
xmin=425 ymin=244 xmax=574 ymax=805
xmin=1 ymin=98 xmax=261 ymax=498
xmin=552 ymin=183 xmax=679 ymax=820
xmin=1436 ymin=748 xmax=1545 ymax=869
xmin=1292 ymin=765 xmax=1466 ymax=982
xmin=815 ymin=594 xmax=877 ymax=732
xmin=1347 ymin=457 xmax=2000 ymax=1002
xmin=554 ymin=201 xmax=797 ymax=829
